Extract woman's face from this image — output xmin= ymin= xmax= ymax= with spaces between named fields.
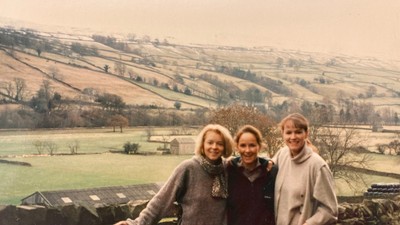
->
xmin=203 ymin=131 xmax=225 ymax=162
xmin=282 ymin=120 xmax=308 ymax=157
xmin=237 ymin=132 xmax=260 ymax=168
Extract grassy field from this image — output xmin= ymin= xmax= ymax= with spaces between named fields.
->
xmin=0 ymin=127 xmax=399 ymax=205
xmin=0 ymin=154 xmax=191 ymax=204
xmin=0 ymin=127 xmax=175 ymax=156
xmin=1 ymin=151 xmax=399 ymax=205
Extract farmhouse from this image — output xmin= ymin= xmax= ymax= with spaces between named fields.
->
xmin=21 ymin=183 xmax=162 ymax=207
xmin=170 ymin=137 xmax=195 ymax=155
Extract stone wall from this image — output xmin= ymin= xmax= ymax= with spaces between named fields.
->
xmin=0 ymin=200 xmax=177 ymax=225
xmin=1 ymin=196 xmax=399 ymax=225
xmin=337 ymin=196 xmax=400 ymax=225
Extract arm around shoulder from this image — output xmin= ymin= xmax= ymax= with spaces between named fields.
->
xmin=123 ymin=160 xmax=190 ymax=225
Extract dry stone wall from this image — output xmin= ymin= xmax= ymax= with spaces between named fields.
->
xmin=1 ymin=196 xmax=399 ymax=225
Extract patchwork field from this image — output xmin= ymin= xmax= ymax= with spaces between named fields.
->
xmin=1 ymin=27 xmax=400 ymax=113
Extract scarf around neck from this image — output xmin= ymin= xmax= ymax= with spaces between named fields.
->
xmin=198 ymin=155 xmax=228 ymax=199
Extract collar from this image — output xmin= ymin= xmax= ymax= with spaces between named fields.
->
xmin=231 ymin=157 xmax=269 ymax=170
xmin=291 ymin=144 xmax=313 ymax=164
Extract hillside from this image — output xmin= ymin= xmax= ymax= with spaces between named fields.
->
xmin=0 ymin=25 xmax=400 ymax=119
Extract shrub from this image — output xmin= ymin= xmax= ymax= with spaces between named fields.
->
xmin=123 ymin=142 xmax=140 ymax=154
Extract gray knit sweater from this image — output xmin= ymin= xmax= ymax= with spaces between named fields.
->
xmin=126 ymin=156 xmax=227 ymax=225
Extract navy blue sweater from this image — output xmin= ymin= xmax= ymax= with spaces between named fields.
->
xmin=227 ymin=157 xmax=277 ymax=225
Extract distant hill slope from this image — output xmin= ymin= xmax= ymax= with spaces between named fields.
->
xmin=0 ymin=25 xmax=399 ymax=114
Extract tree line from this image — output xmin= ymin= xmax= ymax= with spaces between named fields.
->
xmin=0 ymin=77 xmax=398 ymax=131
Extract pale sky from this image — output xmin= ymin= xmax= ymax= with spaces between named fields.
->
xmin=1 ymin=0 xmax=400 ymax=60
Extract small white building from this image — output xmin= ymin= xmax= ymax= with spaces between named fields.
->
xmin=170 ymin=137 xmax=195 ymax=155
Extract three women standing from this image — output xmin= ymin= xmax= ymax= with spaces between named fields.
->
xmin=115 ymin=114 xmax=338 ymax=225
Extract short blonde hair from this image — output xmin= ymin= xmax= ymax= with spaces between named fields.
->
xmin=279 ymin=113 xmax=309 ymax=133
xmin=194 ymin=124 xmax=234 ymax=158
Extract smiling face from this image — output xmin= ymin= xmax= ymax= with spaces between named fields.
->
xmin=282 ymin=120 xmax=308 ymax=157
xmin=203 ymin=131 xmax=225 ymax=162
xmin=237 ymin=132 xmax=260 ymax=169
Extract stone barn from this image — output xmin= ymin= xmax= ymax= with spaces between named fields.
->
xmin=170 ymin=137 xmax=195 ymax=155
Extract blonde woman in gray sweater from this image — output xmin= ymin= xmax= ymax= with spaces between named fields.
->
xmin=114 ymin=124 xmax=234 ymax=225
xmin=273 ymin=113 xmax=338 ymax=225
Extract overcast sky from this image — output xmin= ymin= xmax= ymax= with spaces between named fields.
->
xmin=1 ymin=0 xmax=400 ymax=60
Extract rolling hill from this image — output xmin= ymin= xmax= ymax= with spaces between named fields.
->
xmin=0 ymin=24 xmax=399 ymax=117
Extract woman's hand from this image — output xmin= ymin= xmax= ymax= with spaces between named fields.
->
xmin=114 ymin=221 xmax=129 ymax=225
xmin=267 ymin=160 xmax=273 ymax=171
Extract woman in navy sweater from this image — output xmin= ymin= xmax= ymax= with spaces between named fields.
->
xmin=227 ymin=125 xmax=277 ymax=225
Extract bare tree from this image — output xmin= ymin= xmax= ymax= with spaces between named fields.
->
xmin=313 ymin=126 xmax=372 ymax=192
xmin=388 ymin=133 xmax=400 ymax=156
xmin=0 ymin=78 xmax=27 ymax=102
xmin=107 ymin=114 xmax=129 ymax=132
xmin=34 ymin=140 xmax=58 ymax=155
xmin=210 ymin=103 xmax=282 ymax=157
xmin=145 ymin=127 xmax=154 ymax=141
xmin=45 ymin=141 xmax=58 ymax=156
xmin=33 ymin=140 xmax=46 ymax=154
xmin=160 ymin=135 xmax=169 ymax=152
xmin=14 ymin=78 xmax=27 ymax=101
xmin=114 ymin=62 xmax=126 ymax=76
xmin=68 ymin=140 xmax=80 ymax=154
xmin=213 ymin=85 xmax=229 ymax=108
xmin=377 ymin=133 xmax=400 ymax=155
xmin=1 ymin=81 xmax=14 ymax=100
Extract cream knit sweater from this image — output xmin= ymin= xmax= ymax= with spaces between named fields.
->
xmin=273 ymin=145 xmax=338 ymax=225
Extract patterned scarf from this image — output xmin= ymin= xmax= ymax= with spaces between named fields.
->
xmin=198 ymin=155 xmax=228 ymax=199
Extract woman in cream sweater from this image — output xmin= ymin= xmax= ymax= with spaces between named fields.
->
xmin=273 ymin=113 xmax=338 ymax=225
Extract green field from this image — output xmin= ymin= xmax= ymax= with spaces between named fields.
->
xmin=0 ymin=127 xmax=175 ymax=156
xmin=0 ymin=127 xmax=399 ymax=205
xmin=0 ymin=153 xmax=192 ymax=204
xmin=2 ymin=151 xmax=399 ymax=205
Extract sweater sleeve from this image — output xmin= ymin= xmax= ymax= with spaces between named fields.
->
xmin=306 ymin=165 xmax=338 ymax=225
xmin=271 ymin=147 xmax=282 ymax=166
xmin=126 ymin=161 xmax=188 ymax=225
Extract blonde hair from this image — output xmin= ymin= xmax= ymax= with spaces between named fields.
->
xmin=306 ymin=139 xmax=319 ymax=154
xmin=279 ymin=113 xmax=309 ymax=133
xmin=194 ymin=124 xmax=234 ymax=158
